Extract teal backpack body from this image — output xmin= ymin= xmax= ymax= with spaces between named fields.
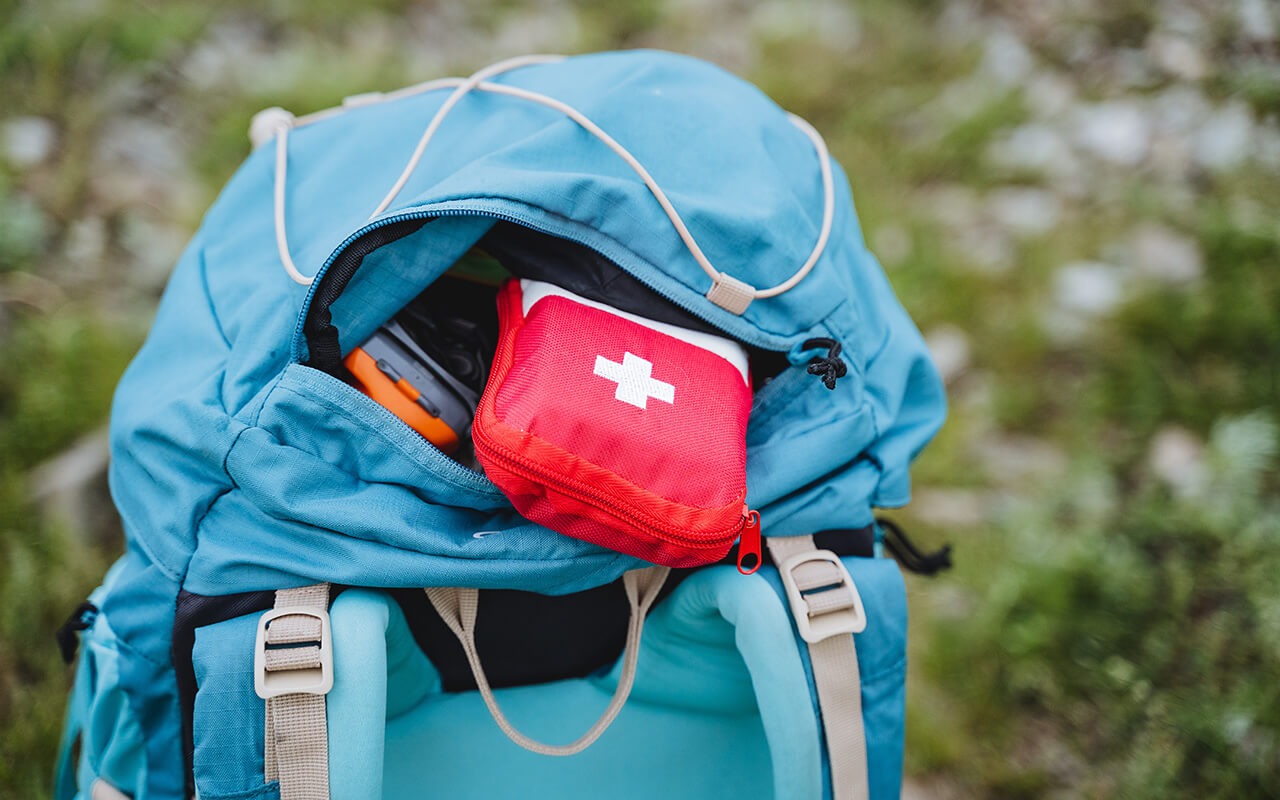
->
xmin=56 ymin=50 xmax=945 ymax=800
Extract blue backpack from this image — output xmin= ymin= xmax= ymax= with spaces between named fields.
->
xmin=55 ymin=50 xmax=946 ymax=800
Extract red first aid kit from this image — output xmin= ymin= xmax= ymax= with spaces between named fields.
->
xmin=473 ymin=279 xmax=757 ymax=567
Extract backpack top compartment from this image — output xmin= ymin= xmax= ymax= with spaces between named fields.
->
xmin=108 ymin=50 xmax=946 ymax=595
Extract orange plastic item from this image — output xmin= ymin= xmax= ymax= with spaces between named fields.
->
xmin=344 ymin=346 xmax=461 ymax=453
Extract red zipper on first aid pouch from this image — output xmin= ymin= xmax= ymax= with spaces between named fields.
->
xmin=471 ymin=425 xmax=754 ymax=555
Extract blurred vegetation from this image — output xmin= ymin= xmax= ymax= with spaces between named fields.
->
xmin=1 ymin=0 xmax=1277 ymax=798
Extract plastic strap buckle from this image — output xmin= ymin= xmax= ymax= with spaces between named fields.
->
xmin=253 ymin=607 xmax=334 ymax=699
xmin=777 ymin=549 xmax=867 ymax=643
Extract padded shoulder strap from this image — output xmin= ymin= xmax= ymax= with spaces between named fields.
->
xmin=767 ymin=536 xmax=870 ymax=800
xmin=425 ymin=565 xmax=669 ymax=756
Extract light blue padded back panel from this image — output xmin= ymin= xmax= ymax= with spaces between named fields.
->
xmin=184 ymin=558 xmax=905 ymax=800
xmin=321 ymin=557 xmax=905 ymax=800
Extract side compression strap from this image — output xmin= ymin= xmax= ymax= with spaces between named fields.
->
xmin=258 ymin=584 xmax=333 ymax=800
xmin=425 ymin=565 xmax=669 ymax=756
xmin=766 ymin=536 xmax=870 ymax=800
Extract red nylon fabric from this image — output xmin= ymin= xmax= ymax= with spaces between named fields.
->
xmin=473 ymin=279 xmax=752 ymax=567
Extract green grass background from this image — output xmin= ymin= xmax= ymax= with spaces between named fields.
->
xmin=1 ymin=0 xmax=1277 ymax=797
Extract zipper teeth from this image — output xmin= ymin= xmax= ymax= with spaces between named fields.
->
xmin=472 ymin=426 xmax=744 ymax=548
xmin=291 ymin=211 xmax=440 ymax=362
xmin=291 ymin=204 xmax=792 ymax=362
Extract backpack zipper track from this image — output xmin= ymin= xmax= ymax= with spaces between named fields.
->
xmin=290 ymin=203 xmax=794 ymax=366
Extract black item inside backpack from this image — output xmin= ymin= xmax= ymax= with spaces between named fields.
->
xmin=388 ymin=275 xmax=498 ymax=402
xmin=475 ymin=221 xmax=720 ymax=333
xmin=342 ymin=274 xmax=498 ymax=464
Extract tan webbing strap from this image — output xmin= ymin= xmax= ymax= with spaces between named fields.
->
xmin=767 ymin=536 xmax=870 ymax=800
xmin=425 ymin=565 xmax=669 ymax=756
xmin=89 ymin=778 xmax=131 ymax=800
xmin=258 ymin=583 xmax=332 ymax=800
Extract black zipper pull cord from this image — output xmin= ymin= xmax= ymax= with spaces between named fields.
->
xmin=877 ymin=517 xmax=953 ymax=576
xmin=802 ymin=337 xmax=847 ymax=390
xmin=56 ymin=601 xmax=99 ymax=664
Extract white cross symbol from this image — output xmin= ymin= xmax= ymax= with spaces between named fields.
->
xmin=593 ymin=352 xmax=675 ymax=410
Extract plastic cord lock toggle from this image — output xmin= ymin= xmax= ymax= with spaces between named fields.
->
xmin=777 ymin=549 xmax=867 ymax=643
xmin=253 ymin=607 xmax=334 ymax=699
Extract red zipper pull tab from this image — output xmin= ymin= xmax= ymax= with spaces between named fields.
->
xmin=737 ymin=508 xmax=762 ymax=575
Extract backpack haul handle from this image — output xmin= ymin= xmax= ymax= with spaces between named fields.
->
xmin=424 ymin=565 xmax=670 ymax=756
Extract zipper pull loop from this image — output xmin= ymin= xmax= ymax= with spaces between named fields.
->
xmin=737 ymin=508 xmax=762 ymax=575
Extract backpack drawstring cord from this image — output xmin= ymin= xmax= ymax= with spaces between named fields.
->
xmin=253 ymin=54 xmax=835 ymax=314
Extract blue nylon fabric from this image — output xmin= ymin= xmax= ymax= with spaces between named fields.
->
xmin=326 ymin=217 xmax=495 ymax=360
xmin=192 ymin=615 xmax=269 ymax=799
xmin=326 ymin=589 xmax=443 ymax=795
xmin=186 ymin=363 xmax=637 ymax=594
xmin=83 ymin=48 xmax=944 ymax=799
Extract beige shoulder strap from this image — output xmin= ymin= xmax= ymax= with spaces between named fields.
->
xmin=256 ymin=583 xmax=333 ymax=800
xmin=426 ymin=565 xmax=669 ymax=756
xmin=767 ymin=536 xmax=870 ymax=800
